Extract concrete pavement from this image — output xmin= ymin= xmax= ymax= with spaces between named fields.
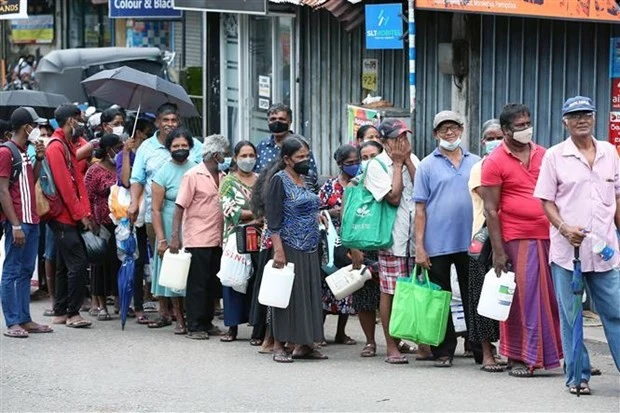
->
xmin=1 ymin=298 xmax=619 ymax=412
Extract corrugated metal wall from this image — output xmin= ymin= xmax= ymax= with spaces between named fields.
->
xmin=470 ymin=14 xmax=620 ymax=154
xmin=298 ymin=9 xmax=452 ymax=176
xmin=172 ymin=11 xmax=203 ymax=70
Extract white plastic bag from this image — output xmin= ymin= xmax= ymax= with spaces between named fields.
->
xmin=217 ymin=237 xmax=252 ymax=292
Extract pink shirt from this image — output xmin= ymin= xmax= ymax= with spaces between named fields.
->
xmin=175 ymin=162 xmax=223 ymax=248
xmin=534 ymin=137 xmax=620 ymax=272
xmin=481 ymin=141 xmax=549 ymax=242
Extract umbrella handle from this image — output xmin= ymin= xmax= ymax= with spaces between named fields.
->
xmin=131 ymin=103 xmax=141 ymax=138
xmin=574 ymin=246 xmax=580 ymax=260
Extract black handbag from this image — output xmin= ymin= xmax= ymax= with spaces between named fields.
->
xmin=80 ymin=226 xmax=111 ymax=264
xmin=468 ymin=225 xmax=492 ymax=264
xmin=236 ymin=223 xmax=262 ymax=254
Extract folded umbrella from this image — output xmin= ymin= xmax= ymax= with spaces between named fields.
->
xmin=571 ymin=246 xmax=585 ymax=396
xmin=116 ymin=219 xmax=137 ymax=331
xmin=0 ymin=90 xmax=70 ymax=119
xmin=81 ymin=66 xmax=199 ymax=118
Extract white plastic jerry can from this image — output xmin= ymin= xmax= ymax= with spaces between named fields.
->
xmin=258 ymin=260 xmax=296 ymax=309
xmin=158 ymin=249 xmax=192 ymax=291
xmin=326 ymin=265 xmax=372 ymax=300
xmin=477 ymin=268 xmax=516 ymax=322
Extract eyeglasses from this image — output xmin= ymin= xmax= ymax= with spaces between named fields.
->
xmin=565 ymin=112 xmax=594 ymax=121
xmin=436 ymin=124 xmax=461 ymax=134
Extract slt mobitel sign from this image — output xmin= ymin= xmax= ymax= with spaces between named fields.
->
xmin=109 ymin=0 xmax=182 ymax=18
xmin=172 ymin=0 xmax=267 ymax=14
xmin=0 ymin=0 xmax=27 ymax=20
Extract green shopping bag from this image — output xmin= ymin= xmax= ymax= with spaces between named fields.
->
xmin=340 ymin=159 xmax=397 ymax=250
xmin=389 ymin=266 xmax=452 ymax=346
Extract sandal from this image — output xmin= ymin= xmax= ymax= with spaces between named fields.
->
xmin=66 ymin=318 xmax=92 ymax=328
xmin=249 ymin=339 xmax=263 ymax=346
xmin=147 ymin=317 xmax=172 ymax=328
xmin=97 ymin=309 xmax=112 ymax=321
xmin=591 ymin=368 xmax=602 ymax=376
xmin=509 ymin=364 xmax=534 ymax=377
xmin=174 ymin=324 xmax=187 ymax=335
xmin=136 ymin=315 xmax=151 ymax=325
xmin=360 ymin=343 xmax=377 ymax=358
xmin=185 ymin=331 xmax=209 ymax=340
xmin=3 ymin=326 xmax=29 ymax=338
xmin=273 ymin=351 xmax=293 ymax=363
xmin=397 ymin=341 xmax=417 ymax=354
xmin=334 ymin=335 xmax=357 ymax=345
xmin=434 ymin=357 xmax=453 ymax=368
xmin=88 ymin=307 xmax=100 ymax=317
xmin=480 ymin=364 xmax=505 ymax=373
xmin=384 ymin=355 xmax=409 ymax=364
xmin=20 ymin=322 xmax=53 ymax=334
xmin=292 ymin=350 xmax=328 ymax=360
xmin=220 ymin=333 xmax=237 ymax=342
xmin=569 ymin=381 xmax=591 ymax=396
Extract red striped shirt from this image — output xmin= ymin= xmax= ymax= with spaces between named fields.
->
xmin=0 ymin=141 xmax=39 ymax=225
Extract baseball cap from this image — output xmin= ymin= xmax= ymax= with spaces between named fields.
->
xmin=377 ymin=118 xmax=411 ymax=139
xmin=10 ymin=106 xmax=45 ymax=130
xmin=562 ymin=96 xmax=596 ymax=116
xmin=433 ymin=110 xmax=463 ymax=129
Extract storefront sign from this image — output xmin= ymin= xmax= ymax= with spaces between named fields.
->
xmin=365 ymin=4 xmax=403 ymax=50
xmin=611 ymin=78 xmax=620 ymax=111
xmin=258 ymin=75 xmax=270 ymax=98
xmin=609 ymin=112 xmax=620 ymax=149
xmin=109 ymin=0 xmax=182 ymax=19
xmin=10 ymin=15 xmax=53 ymax=44
xmin=362 ymin=59 xmax=378 ymax=91
xmin=611 ymin=38 xmax=620 ymax=78
xmin=416 ymin=0 xmax=620 ymax=23
xmin=347 ymin=105 xmax=380 ymax=142
xmin=258 ymin=98 xmax=270 ymax=110
xmin=611 ymin=38 xmax=620 ymax=149
xmin=173 ymin=0 xmax=267 ymax=14
xmin=0 ymin=0 xmax=27 ymax=20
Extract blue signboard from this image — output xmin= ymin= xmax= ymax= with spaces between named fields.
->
xmin=365 ymin=3 xmax=403 ymax=50
xmin=109 ymin=0 xmax=182 ymax=19
xmin=611 ymin=38 xmax=620 ymax=78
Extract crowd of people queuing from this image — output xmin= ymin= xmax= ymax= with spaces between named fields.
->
xmin=0 ymin=95 xmax=618 ymax=396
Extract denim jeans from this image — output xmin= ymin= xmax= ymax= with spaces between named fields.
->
xmin=551 ymin=263 xmax=620 ymax=386
xmin=1 ymin=222 xmax=40 ymax=327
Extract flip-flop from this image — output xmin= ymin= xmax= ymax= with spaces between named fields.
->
xmin=220 ymin=334 xmax=237 ymax=342
xmin=258 ymin=347 xmax=274 ymax=354
xmin=397 ymin=341 xmax=417 ymax=354
xmin=334 ymin=335 xmax=357 ymax=345
xmin=569 ymin=382 xmax=591 ymax=396
xmin=292 ymin=350 xmax=328 ymax=360
xmin=174 ymin=324 xmax=187 ymax=335
xmin=186 ymin=331 xmax=209 ymax=340
xmin=136 ymin=315 xmax=151 ymax=325
xmin=66 ymin=319 xmax=92 ymax=328
xmin=360 ymin=343 xmax=377 ymax=357
xmin=480 ymin=364 xmax=505 ymax=373
xmin=20 ymin=323 xmax=53 ymax=333
xmin=273 ymin=351 xmax=294 ymax=363
xmin=385 ymin=355 xmax=409 ymax=365
xmin=249 ymin=339 xmax=263 ymax=346
xmin=3 ymin=327 xmax=29 ymax=338
xmin=509 ymin=366 xmax=534 ymax=377
xmin=435 ymin=358 xmax=453 ymax=368
xmin=147 ymin=318 xmax=172 ymax=328
xmin=97 ymin=310 xmax=112 ymax=321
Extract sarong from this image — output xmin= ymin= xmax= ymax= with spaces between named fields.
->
xmin=500 ymin=239 xmax=563 ymax=369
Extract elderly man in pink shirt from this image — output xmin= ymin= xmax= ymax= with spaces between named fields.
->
xmin=535 ymin=96 xmax=620 ymax=396
xmin=170 ymin=134 xmax=230 ymax=340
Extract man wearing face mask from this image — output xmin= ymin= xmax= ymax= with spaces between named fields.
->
xmin=481 ymin=103 xmax=562 ymax=377
xmin=128 ymin=103 xmax=202 ymax=250
xmin=0 ymin=107 xmax=51 ymax=338
xmin=255 ymin=103 xmax=319 ymax=191
xmin=413 ymin=111 xmax=481 ymax=367
xmin=47 ymin=104 xmax=94 ymax=328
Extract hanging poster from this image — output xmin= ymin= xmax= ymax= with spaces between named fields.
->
xmin=0 ymin=0 xmax=27 ymax=20
xmin=258 ymin=75 xmax=271 ymax=98
xmin=11 ymin=15 xmax=54 ymax=44
xmin=416 ymin=0 xmax=620 ymax=23
xmin=347 ymin=105 xmax=380 ymax=142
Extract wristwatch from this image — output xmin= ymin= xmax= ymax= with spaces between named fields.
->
xmin=12 ymin=225 xmax=22 ymax=231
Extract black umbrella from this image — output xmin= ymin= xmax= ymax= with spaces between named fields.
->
xmin=0 ymin=90 xmax=70 ymax=119
xmin=81 ymin=66 xmax=199 ymax=118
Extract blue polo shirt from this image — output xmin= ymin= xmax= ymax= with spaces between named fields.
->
xmin=413 ymin=147 xmax=480 ymax=257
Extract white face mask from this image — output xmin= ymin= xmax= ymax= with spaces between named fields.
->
xmin=237 ymin=158 xmax=256 ymax=173
xmin=27 ymin=126 xmax=41 ymax=144
xmin=439 ymin=137 xmax=461 ymax=152
xmin=112 ymin=126 xmax=124 ymax=136
xmin=512 ymin=127 xmax=533 ymax=144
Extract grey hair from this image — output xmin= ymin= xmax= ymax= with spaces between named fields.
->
xmin=481 ymin=119 xmax=501 ymax=139
xmin=202 ymin=134 xmax=230 ymax=160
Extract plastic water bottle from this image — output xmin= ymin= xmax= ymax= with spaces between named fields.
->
xmin=588 ymin=232 xmax=618 ymax=262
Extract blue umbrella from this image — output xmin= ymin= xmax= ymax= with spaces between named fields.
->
xmin=571 ymin=246 xmax=585 ymax=396
xmin=116 ymin=219 xmax=137 ymax=330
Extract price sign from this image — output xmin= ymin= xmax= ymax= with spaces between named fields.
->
xmin=362 ymin=59 xmax=378 ymax=92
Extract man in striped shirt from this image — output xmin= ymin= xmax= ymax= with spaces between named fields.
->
xmin=0 ymin=107 xmax=51 ymax=338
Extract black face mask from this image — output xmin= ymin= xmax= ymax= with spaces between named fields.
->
xmin=171 ymin=149 xmax=190 ymax=162
xmin=293 ymin=159 xmax=311 ymax=175
xmin=268 ymin=121 xmax=289 ymax=134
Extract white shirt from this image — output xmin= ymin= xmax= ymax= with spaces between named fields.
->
xmin=364 ymin=151 xmax=420 ymax=257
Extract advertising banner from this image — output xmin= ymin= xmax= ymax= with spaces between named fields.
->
xmin=347 ymin=105 xmax=380 ymax=142
xmin=365 ymin=4 xmax=404 ymax=50
xmin=415 ymin=0 xmax=620 ymax=23
xmin=0 ymin=0 xmax=27 ymax=20
xmin=611 ymin=38 xmax=620 ymax=150
xmin=11 ymin=15 xmax=53 ymax=44
xmin=173 ymin=0 xmax=267 ymax=14
xmin=110 ymin=0 xmax=182 ymax=19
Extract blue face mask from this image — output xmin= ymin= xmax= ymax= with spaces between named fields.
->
xmin=342 ymin=163 xmax=361 ymax=177
xmin=218 ymin=156 xmax=232 ymax=172
xmin=485 ymin=139 xmax=502 ymax=155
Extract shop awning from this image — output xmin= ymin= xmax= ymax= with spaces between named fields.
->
xmin=270 ymin=0 xmax=364 ymax=31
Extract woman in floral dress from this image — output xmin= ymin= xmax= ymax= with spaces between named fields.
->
xmin=219 ymin=141 xmax=259 ymax=342
xmin=319 ymin=144 xmax=361 ymax=345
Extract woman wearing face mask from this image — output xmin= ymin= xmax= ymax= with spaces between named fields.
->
xmin=467 ymin=119 xmax=506 ymax=372
xmin=84 ymin=134 xmax=124 ymax=321
xmin=318 ymin=144 xmax=360 ymax=346
xmin=149 ymin=127 xmax=197 ymax=333
xmin=218 ymin=140 xmax=260 ymax=342
xmin=101 ymin=108 xmax=126 ymax=138
xmin=264 ymin=137 xmax=325 ymax=362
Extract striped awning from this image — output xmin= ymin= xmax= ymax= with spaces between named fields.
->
xmin=269 ymin=0 xmax=364 ymax=31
